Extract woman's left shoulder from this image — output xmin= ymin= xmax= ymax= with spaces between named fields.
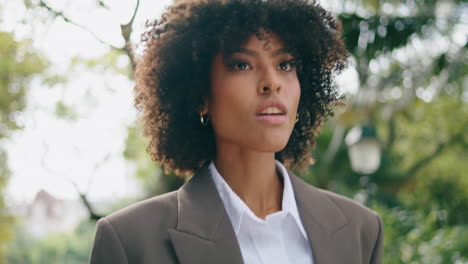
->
xmin=292 ymin=176 xmax=384 ymax=263
xmin=318 ymin=188 xmax=380 ymax=221
xmin=314 ymin=187 xmax=384 ymax=262
xmin=313 ymin=186 xmax=383 ymax=243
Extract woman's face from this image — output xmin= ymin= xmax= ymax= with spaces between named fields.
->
xmin=207 ymin=32 xmax=301 ymax=153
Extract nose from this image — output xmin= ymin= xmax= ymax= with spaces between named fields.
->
xmin=257 ymin=71 xmax=281 ymax=95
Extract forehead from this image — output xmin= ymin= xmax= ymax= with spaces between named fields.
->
xmin=220 ymin=30 xmax=291 ymax=59
xmin=241 ymin=31 xmax=285 ymax=51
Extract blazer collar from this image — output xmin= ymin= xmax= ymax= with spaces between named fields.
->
xmin=168 ymin=163 xmax=350 ymax=264
xmin=168 ymin=163 xmax=244 ymax=264
xmin=289 ymin=172 xmax=350 ymax=263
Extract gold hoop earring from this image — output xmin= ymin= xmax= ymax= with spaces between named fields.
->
xmin=200 ymin=112 xmax=209 ymax=126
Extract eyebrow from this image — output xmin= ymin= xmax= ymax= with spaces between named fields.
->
xmin=231 ymin=47 xmax=292 ymax=58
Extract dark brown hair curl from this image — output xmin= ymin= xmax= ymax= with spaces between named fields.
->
xmin=134 ymin=0 xmax=348 ymax=176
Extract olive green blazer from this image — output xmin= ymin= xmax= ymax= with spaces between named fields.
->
xmin=89 ymin=164 xmax=383 ymax=264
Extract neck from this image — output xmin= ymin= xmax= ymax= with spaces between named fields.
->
xmin=214 ymin=142 xmax=283 ymax=219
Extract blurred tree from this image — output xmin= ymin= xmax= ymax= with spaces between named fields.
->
xmin=311 ymin=0 xmax=467 ymax=189
xmin=7 ymin=219 xmax=96 ymax=264
xmin=0 ymin=29 xmax=48 ymax=262
xmin=22 ymin=0 xmax=142 ymax=221
xmin=300 ymin=0 xmax=468 ymax=262
xmin=24 ymin=0 xmax=139 ymax=69
xmin=123 ymin=124 xmax=185 ymax=197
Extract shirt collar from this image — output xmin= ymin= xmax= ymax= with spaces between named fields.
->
xmin=208 ymin=160 xmax=308 ymax=239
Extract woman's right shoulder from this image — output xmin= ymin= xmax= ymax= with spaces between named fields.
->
xmin=90 ymin=191 xmax=180 ymax=263
xmin=100 ymin=190 xmax=179 ymax=232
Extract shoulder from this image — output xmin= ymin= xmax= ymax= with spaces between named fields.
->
xmin=317 ymin=187 xmax=380 ymax=227
xmin=90 ymin=191 xmax=179 ymax=263
xmin=290 ymin=172 xmax=383 ymax=263
xmin=94 ymin=191 xmax=179 ymax=249
xmin=101 ymin=190 xmax=178 ymax=231
xmin=291 ymin=172 xmax=380 ymax=230
xmin=311 ymin=186 xmax=384 ymax=263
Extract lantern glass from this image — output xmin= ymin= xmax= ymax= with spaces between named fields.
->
xmin=348 ymin=138 xmax=381 ymax=174
xmin=345 ymin=124 xmax=381 ymax=174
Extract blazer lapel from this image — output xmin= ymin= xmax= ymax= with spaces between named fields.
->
xmin=168 ymin=164 xmax=244 ymax=264
xmin=289 ymin=172 xmax=351 ymax=264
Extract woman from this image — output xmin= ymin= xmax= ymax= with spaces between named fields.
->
xmin=90 ymin=0 xmax=383 ymax=263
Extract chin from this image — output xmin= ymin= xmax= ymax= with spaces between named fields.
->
xmin=253 ymin=139 xmax=289 ymax=153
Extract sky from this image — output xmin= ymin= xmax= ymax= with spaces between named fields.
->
xmin=2 ymin=0 xmax=173 ymax=204
xmin=1 ymin=0 xmax=361 ymax=205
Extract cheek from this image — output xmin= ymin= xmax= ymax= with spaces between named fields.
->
xmin=211 ymin=79 xmax=237 ymax=105
xmin=209 ymin=78 xmax=252 ymax=123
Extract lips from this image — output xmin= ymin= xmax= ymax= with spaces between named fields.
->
xmin=256 ymin=102 xmax=287 ymax=116
xmin=255 ymin=102 xmax=287 ymax=125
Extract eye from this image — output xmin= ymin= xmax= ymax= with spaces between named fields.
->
xmin=234 ymin=62 xmax=250 ymax=70
xmin=278 ymin=60 xmax=296 ymax=72
xmin=226 ymin=59 xmax=251 ymax=71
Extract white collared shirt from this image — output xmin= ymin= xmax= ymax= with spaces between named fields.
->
xmin=209 ymin=160 xmax=314 ymax=264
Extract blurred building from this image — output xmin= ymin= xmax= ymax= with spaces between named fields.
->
xmin=24 ymin=190 xmax=88 ymax=238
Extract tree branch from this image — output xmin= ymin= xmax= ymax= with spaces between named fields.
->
xmin=384 ymin=113 xmax=397 ymax=153
xmin=40 ymin=140 xmax=107 ymax=221
xmin=68 ymin=180 xmax=103 ymax=221
xmin=120 ymin=0 xmax=140 ymax=71
xmin=323 ymin=124 xmax=345 ymax=165
xmin=96 ymin=0 xmax=110 ymax=9
xmin=37 ymin=0 xmax=139 ymax=74
xmin=127 ymin=0 xmax=140 ymax=27
xmin=37 ymin=0 xmax=125 ymax=52
xmin=406 ymin=133 xmax=462 ymax=177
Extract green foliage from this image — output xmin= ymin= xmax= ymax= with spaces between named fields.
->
xmin=123 ymin=124 xmax=185 ymax=196
xmin=54 ymin=101 xmax=78 ymax=120
xmin=70 ymin=50 xmax=132 ymax=77
xmin=7 ymin=219 xmax=96 ymax=264
xmin=341 ymin=13 xmax=431 ymax=59
xmin=123 ymin=124 xmax=163 ymax=195
xmin=0 ymin=31 xmax=47 ymax=136
xmin=373 ymin=204 xmax=468 ymax=263
xmin=0 ymin=137 xmax=15 ymax=261
xmin=297 ymin=1 xmax=468 ymax=262
xmin=41 ymin=74 xmax=68 ymax=87
xmin=0 ymin=29 xmax=48 ymax=263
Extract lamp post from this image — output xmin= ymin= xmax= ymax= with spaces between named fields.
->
xmin=345 ymin=123 xmax=381 ymax=174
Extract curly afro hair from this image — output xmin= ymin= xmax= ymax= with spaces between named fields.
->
xmin=134 ymin=0 xmax=348 ymax=176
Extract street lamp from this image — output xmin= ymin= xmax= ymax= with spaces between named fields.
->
xmin=345 ymin=123 xmax=381 ymax=174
